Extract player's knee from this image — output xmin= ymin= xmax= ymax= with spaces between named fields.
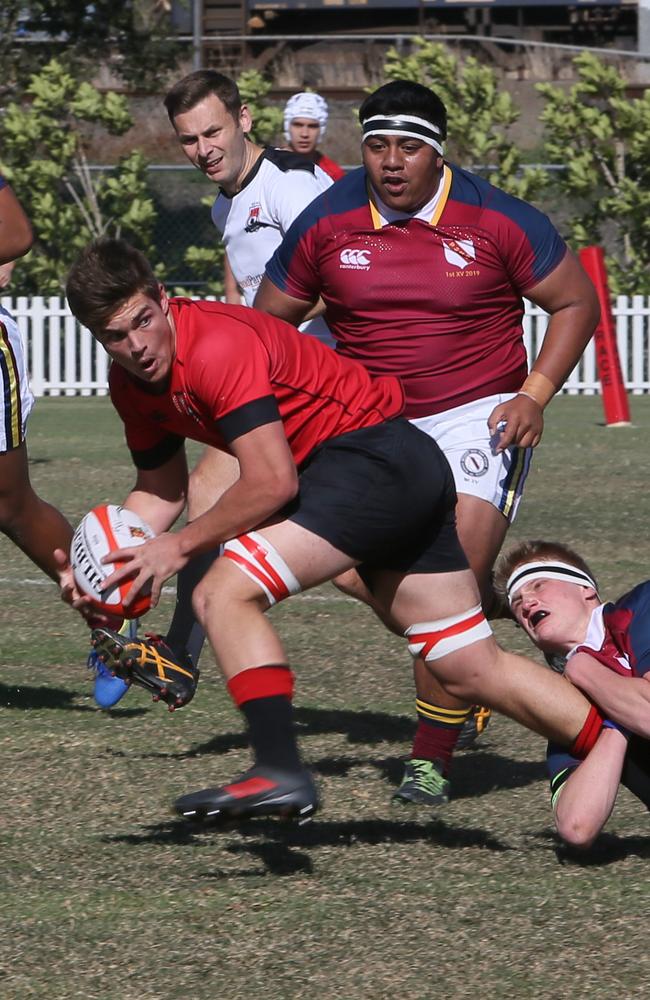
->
xmin=404 ymin=606 xmax=495 ymax=700
xmin=332 ymin=568 xmax=369 ymax=602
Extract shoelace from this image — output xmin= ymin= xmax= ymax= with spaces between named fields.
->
xmin=410 ymin=760 xmax=447 ymax=793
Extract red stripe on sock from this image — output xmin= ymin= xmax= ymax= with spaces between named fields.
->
xmin=570 ymin=703 xmax=604 ymax=758
xmin=227 ymin=665 xmax=294 ymax=707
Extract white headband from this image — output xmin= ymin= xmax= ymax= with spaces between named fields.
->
xmin=361 ymin=113 xmax=445 ymax=155
xmin=284 ymin=92 xmax=328 ymax=141
xmin=506 ymin=561 xmax=598 ymax=604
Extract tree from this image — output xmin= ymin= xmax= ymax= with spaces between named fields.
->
xmin=0 ymin=1 xmax=182 ymax=99
xmin=237 ymin=69 xmax=284 ymax=145
xmin=0 ymin=59 xmax=157 ymax=294
xmin=382 ymin=37 xmax=548 ymax=202
xmin=537 ymin=52 xmax=650 ymax=294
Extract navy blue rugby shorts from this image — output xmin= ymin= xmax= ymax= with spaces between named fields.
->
xmin=285 ymin=418 xmax=468 ymax=575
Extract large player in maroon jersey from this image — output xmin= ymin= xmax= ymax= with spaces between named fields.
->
xmin=58 ymin=236 xmax=602 ymax=824
xmin=255 ymin=79 xmax=600 ymax=810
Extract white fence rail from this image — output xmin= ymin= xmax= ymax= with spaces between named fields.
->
xmin=3 ymin=295 xmax=650 ymax=398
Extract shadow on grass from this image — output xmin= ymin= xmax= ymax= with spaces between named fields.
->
xmin=106 ymin=703 xmax=545 ymax=799
xmin=312 ymin=751 xmax=546 ymax=799
xmin=104 ymin=814 xmax=510 ymax=875
xmin=533 ymin=829 xmax=650 ymax=866
xmin=0 ymin=680 xmax=150 ymax=717
xmin=0 ymin=681 xmax=92 ymax=712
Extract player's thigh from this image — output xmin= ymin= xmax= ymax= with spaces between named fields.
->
xmin=372 ymin=566 xmax=482 ymax=631
xmin=412 ymin=393 xmax=533 ymax=538
xmin=194 ymin=518 xmax=357 ymax=615
xmin=188 ymin=445 xmax=240 ymax=519
xmin=455 ymin=493 xmax=510 ymax=590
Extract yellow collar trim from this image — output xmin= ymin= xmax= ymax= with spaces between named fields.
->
xmin=368 ymin=164 xmax=452 ymax=229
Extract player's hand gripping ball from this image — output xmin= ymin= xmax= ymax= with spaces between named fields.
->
xmin=70 ymin=504 xmax=155 ymax=619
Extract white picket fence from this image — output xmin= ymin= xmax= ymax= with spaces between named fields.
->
xmin=3 ymin=294 xmax=650 ymax=397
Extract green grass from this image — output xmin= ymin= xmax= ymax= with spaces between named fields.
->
xmin=1 ymin=396 xmax=649 ymax=999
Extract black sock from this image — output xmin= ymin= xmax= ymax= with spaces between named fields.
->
xmin=241 ymin=695 xmax=302 ymax=773
xmin=164 ymin=547 xmax=220 ymax=665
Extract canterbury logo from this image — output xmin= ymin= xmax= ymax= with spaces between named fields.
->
xmin=339 ymin=248 xmax=371 ymax=269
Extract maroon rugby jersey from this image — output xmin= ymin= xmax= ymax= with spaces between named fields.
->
xmin=109 ymin=298 xmax=404 ymax=467
xmin=265 ymin=164 xmax=568 ymax=417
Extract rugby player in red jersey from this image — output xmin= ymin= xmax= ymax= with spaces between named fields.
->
xmin=282 ymin=92 xmax=346 ymax=182
xmin=255 ymin=79 xmax=600 ymax=809
xmin=58 ymin=237 xmax=603 ymax=823
xmin=495 ymin=541 xmax=650 ymax=848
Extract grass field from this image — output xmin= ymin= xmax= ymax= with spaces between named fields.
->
xmin=1 ymin=395 xmax=649 ymax=1000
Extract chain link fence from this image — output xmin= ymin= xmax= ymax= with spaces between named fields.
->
xmin=147 ymin=166 xmax=221 ymax=289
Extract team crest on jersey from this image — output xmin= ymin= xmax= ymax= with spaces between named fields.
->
xmin=442 ymin=238 xmax=476 ymax=269
xmin=339 ymin=248 xmax=371 ymax=270
xmin=245 ymin=202 xmax=266 ymax=233
xmin=460 ymin=449 xmax=489 ymax=477
xmin=172 ymin=391 xmax=201 ymax=423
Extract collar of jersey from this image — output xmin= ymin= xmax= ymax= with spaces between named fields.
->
xmin=367 ymin=163 xmax=452 ymax=229
xmin=218 ymin=143 xmax=267 ymax=199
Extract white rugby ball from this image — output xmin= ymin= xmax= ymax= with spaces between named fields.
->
xmin=70 ymin=504 xmax=155 ymax=619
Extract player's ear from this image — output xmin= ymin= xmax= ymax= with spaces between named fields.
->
xmin=158 ymin=283 xmax=170 ymax=312
xmin=239 ymin=104 xmax=253 ymax=136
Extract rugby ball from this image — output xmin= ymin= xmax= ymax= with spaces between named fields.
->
xmin=70 ymin=504 xmax=155 ymax=619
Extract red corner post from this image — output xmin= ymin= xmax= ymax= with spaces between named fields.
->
xmin=579 ymin=246 xmax=631 ymax=426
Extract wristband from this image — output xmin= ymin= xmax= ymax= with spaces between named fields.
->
xmin=518 ymin=371 xmax=556 ymax=408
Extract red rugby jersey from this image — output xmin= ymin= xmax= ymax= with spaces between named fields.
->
xmin=109 ymin=298 xmax=404 ymax=468
xmin=265 ymin=164 xmax=568 ymax=417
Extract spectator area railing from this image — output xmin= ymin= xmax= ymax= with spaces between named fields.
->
xmin=3 ymin=295 xmax=650 ymax=397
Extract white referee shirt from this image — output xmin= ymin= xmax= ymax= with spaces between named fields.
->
xmin=211 ymin=147 xmax=333 ymax=343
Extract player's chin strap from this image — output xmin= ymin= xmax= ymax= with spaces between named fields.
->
xmin=506 ymin=561 xmax=598 ymax=606
xmin=405 ymin=605 xmax=493 ymax=661
xmin=223 ymin=531 xmax=302 ymax=606
xmin=361 ymin=114 xmax=445 ymax=155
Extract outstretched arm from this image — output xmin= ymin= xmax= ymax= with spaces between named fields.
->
xmin=488 ymin=250 xmax=600 ymax=451
xmin=551 ymin=726 xmax=628 ymax=849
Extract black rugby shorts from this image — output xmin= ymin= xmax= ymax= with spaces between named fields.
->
xmin=286 ymin=419 xmax=468 ymax=575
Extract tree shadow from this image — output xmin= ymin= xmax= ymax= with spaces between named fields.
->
xmin=0 ymin=681 xmax=92 ymax=712
xmin=104 ymin=814 xmax=510 ymax=876
xmin=0 ymin=680 xmax=149 ymax=717
xmin=533 ymin=829 xmax=650 ymax=866
xmin=111 ymin=703 xmax=545 ymax=800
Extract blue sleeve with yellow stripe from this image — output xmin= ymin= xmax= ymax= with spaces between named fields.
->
xmin=546 ymin=741 xmax=579 ymax=808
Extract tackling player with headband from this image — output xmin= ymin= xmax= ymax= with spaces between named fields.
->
xmin=61 ymin=237 xmax=605 ymax=824
xmin=255 ymin=79 xmax=600 ymax=810
xmin=495 ymin=541 xmax=650 ymax=849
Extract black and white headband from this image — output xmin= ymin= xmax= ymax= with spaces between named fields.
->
xmin=361 ymin=114 xmax=445 ymax=155
xmin=507 ymin=561 xmax=598 ymax=605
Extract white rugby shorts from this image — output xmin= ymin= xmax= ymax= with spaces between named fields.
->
xmin=0 ymin=305 xmax=34 ymax=453
xmin=410 ymin=393 xmax=532 ymax=522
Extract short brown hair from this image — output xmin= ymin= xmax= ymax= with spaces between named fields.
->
xmin=164 ymin=70 xmax=241 ymax=124
xmin=494 ymin=539 xmax=599 ymax=602
xmin=66 ymin=238 xmax=160 ymax=333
